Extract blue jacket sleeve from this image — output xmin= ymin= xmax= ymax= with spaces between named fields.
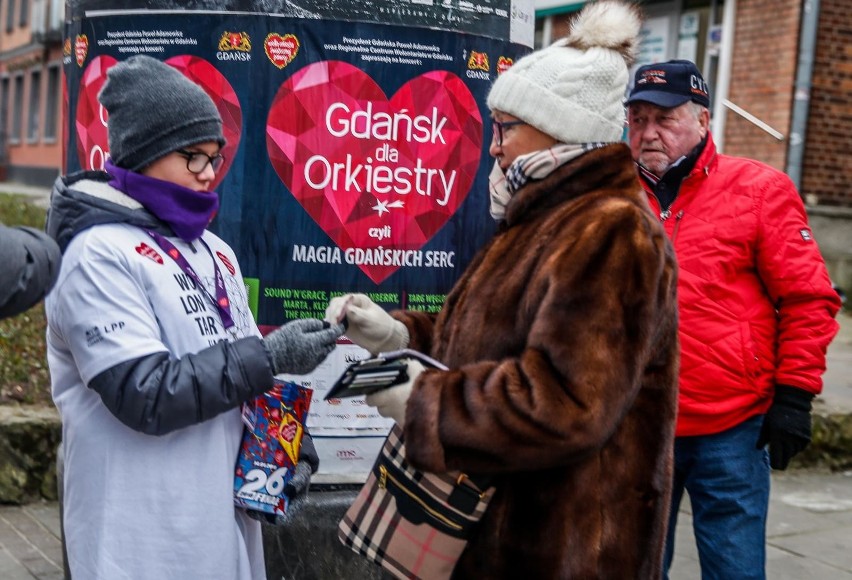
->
xmin=87 ymin=335 xmax=276 ymax=435
xmin=0 ymin=223 xmax=61 ymax=319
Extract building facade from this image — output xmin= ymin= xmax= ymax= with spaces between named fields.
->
xmin=0 ymin=0 xmax=63 ymax=186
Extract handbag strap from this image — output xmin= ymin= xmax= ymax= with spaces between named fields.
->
xmin=448 ymin=473 xmax=493 ymax=515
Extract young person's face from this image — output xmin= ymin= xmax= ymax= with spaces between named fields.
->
xmin=626 ymin=101 xmax=709 ymax=175
xmin=489 ymin=111 xmax=558 ymax=171
xmin=141 ymin=141 xmax=222 ymax=191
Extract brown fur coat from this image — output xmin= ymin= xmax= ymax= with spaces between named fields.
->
xmin=394 ymin=144 xmax=679 ymax=579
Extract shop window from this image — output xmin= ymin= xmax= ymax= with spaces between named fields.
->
xmin=44 ymin=65 xmax=59 ymax=141
xmin=27 ymin=69 xmax=40 ymax=141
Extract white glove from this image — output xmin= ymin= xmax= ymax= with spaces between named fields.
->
xmin=365 ymin=359 xmax=424 ymax=425
xmin=325 ymin=293 xmax=409 ymax=354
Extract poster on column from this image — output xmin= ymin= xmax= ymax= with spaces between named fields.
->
xmin=64 ymin=0 xmax=534 ymax=482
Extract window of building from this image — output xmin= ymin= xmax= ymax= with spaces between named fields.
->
xmin=0 ymin=77 xmax=9 ymax=158
xmin=44 ymin=65 xmax=59 ymax=141
xmin=27 ymin=68 xmax=41 ymax=142
xmin=18 ymin=0 xmax=28 ymax=27
xmin=6 ymin=0 xmax=16 ymax=32
xmin=11 ymin=74 xmax=23 ymax=144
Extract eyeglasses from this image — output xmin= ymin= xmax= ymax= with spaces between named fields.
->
xmin=175 ymin=149 xmax=225 ymax=174
xmin=491 ymin=120 xmax=527 ymax=146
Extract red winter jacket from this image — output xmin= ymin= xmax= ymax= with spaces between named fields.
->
xmin=641 ymin=134 xmax=841 ymax=436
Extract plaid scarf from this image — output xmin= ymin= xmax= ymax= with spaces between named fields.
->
xmin=488 ymin=142 xmax=610 ymax=222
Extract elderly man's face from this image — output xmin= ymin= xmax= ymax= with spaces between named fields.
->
xmin=627 ymin=101 xmax=710 ymax=175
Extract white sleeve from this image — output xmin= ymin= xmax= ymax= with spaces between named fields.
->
xmin=50 ymin=251 xmax=168 ymax=385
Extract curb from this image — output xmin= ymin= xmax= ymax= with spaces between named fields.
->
xmin=0 ymin=406 xmax=61 ymax=504
xmin=796 ymin=411 xmax=852 ymax=470
xmin=0 ymin=404 xmax=850 ymax=505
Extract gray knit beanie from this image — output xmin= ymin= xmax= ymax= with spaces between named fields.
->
xmin=487 ymin=0 xmax=642 ymax=144
xmin=98 ymin=55 xmax=225 ymax=171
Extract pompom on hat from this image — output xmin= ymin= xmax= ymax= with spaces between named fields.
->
xmin=487 ymin=0 xmax=642 ymax=144
xmin=98 ymin=55 xmax=225 ymax=172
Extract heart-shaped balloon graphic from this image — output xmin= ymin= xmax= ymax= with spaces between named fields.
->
xmin=267 ymin=60 xmax=482 ymax=284
xmin=75 ymin=55 xmax=242 ymax=190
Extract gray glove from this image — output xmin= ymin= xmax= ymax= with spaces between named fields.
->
xmin=263 ymin=318 xmax=344 ymax=375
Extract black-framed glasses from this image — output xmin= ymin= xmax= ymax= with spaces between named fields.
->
xmin=491 ymin=120 xmax=527 ymax=146
xmin=175 ymin=149 xmax=225 ymax=174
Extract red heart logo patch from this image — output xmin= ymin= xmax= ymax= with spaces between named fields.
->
xmin=74 ymin=55 xmax=241 ymax=190
xmin=75 ymin=35 xmax=88 ymax=67
xmin=264 ymin=33 xmax=299 ymax=69
xmin=216 ymin=251 xmax=236 ymax=275
xmin=266 ymin=61 xmax=482 ymax=283
xmin=136 ymin=243 xmax=163 ymax=264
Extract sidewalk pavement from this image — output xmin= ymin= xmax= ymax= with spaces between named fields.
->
xmin=1 ymin=470 xmax=850 ymax=579
xmin=1 ymin=180 xmax=850 ymax=578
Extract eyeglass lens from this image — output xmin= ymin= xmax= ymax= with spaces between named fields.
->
xmin=179 ymin=150 xmax=225 ymax=174
xmin=492 ymin=121 xmax=504 ymax=146
xmin=491 ymin=120 xmax=526 ymax=146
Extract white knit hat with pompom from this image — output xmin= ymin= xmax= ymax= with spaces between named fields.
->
xmin=487 ymin=0 xmax=641 ymax=143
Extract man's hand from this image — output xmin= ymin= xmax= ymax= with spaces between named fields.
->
xmin=756 ymin=385 xmax=814 ymax=470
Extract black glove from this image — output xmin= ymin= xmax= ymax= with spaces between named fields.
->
xmin=263 ymin=318 xmax=344 ymax=375
xmin=756 ymin=385 xmax=814 ymax=470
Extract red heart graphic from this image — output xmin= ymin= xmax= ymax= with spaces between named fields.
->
xmin=75 ymin=35 xmax=88 ymax=67
xmin=280 ymin=422 xmax=297 ymax=443
xmin=136 ymin=243 xmax=163 ymax=264
xmin=264 ymin=33 xmax=299 ymax=70
xmin=216 ymin=251 xmax=236 ymax=275
xmin=74 ymin=55 xmax=242 ymax=190
xmin=266 ymin=61 xmax=482 ymax=283
xmin=497 ymin=56 xmax=513 ymax=75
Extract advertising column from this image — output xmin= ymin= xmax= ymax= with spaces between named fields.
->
xmin=64 ymin=0 xmax=534 ymax=482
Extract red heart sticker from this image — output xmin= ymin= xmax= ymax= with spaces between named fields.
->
xmin=497 ymin=56 xmax=513 ymax=75
xmin=264 ymin=33 xmax=300 ymax=69
xmin=136 ymin=243 xmax=163 ymax=264
xmin=216 ymin=251 xmax=236 ymax=275
xmin=74 ymin=55 xmax=241 ymax=189
xmin=266 ymin=61 xmax=483 ymax=283
xmin=75 ymin=35 xmax=89 ymax=67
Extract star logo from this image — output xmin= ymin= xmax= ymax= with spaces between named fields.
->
xmin=371 ymin=198 xmax=405 ymax=217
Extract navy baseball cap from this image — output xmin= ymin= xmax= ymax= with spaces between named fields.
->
xmin=626 ymin=60 xmax=710 ymax=109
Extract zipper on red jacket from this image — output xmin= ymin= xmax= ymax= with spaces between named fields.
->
xmin=671 ymin=210 xmax=685 ymax=241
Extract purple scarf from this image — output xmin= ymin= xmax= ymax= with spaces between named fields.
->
xmin=106 ymin=159 xmax=219 ymax=242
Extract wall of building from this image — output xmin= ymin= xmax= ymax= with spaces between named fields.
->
xmin=801 ymin=0 xmax=851 ymax=208
xmin=723 ymin=0 xmax=800 ymax=170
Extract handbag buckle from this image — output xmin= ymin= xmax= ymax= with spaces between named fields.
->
xmin=455 ymin=473 xmax=486 ymax=500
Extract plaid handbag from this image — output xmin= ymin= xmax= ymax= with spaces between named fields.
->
xmin=338 ymin=424 xmax=493 ymax=580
